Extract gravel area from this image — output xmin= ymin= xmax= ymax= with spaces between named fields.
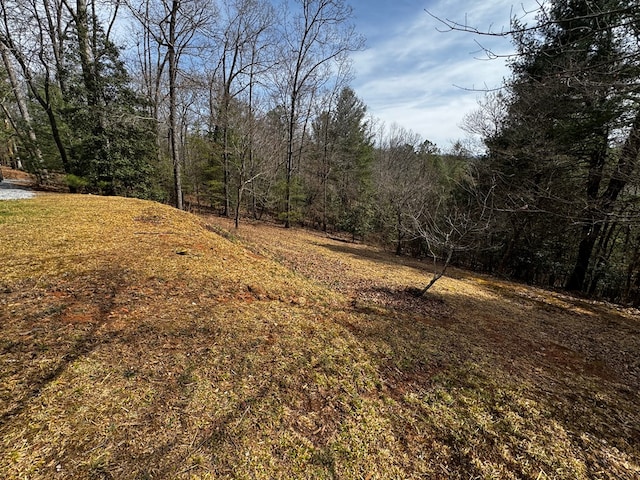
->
xmin=0 ymin=180 xmax=35 ymax=200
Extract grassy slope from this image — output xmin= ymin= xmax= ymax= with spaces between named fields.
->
xmin=1 ymin=194 xmax=638 ymax=479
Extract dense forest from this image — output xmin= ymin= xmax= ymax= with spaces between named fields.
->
xmin=1 ymin=0 xmax=639 ymax=305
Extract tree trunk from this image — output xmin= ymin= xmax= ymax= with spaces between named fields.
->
xmin=322 ymin=114 xmax=330 ymax=232
xmin=76 ymin=0 xmax=97 ymax=106
xmin=567 ymin=224 xmax=601 ymax=291
xmin=222 ymin=122 xmax=230 ymax=217
xmin=0 ymin=41 xmax=45 ymax=176
xmin=42 ymin=0 xmax=68 ymax=97
xmin=623 ymin=233 xmax=640 ymax=303
xmin=395 ymin=208 xmax=403 ymax=256
xmin=567 ymin=112 xmax=640 ymax=291
xmin=587 ymin=221 xmax=618 ymax=295
xmin=566 ymin=132 xmax=608 ymax=291
xmin=285 ymin=89 xmax=296 ymax=229
xmin=234 ymin=184 xmax=243 ymax=229
xmin=168 ymin=0 xmax=183 ymax=210
xmin=419 ymin=247 xmax=454 ymax=296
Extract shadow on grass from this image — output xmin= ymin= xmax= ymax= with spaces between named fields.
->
xmin=336 ymin=277 xmax=640 ymax=477
xmin=0 ymin=269 xmax=128 ymax=425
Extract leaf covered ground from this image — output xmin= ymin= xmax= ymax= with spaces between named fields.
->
xmin=1 ymin=194 xmax=638 ymax=479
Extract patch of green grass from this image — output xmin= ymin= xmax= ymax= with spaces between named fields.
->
xmin=0 ymin=199 xmax=43 ymax=225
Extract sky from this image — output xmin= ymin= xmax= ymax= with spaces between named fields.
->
xmin=348 ymin=0 xmax=539 ymax=150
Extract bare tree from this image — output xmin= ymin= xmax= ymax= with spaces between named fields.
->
xmin=127 ymin=0 xmax=214 ymax=209
xmin=0 ymin=40 xmax=44 ymax=175
xmin=0 ymin=0 xmax=72 ymax=173
xmin=404 ymin=153 xmax=495 ymax=296
xmin=373 ymin=124 xmax=431 ymax=255
xmin=461 ymin=91 xmax=509 ymax=142
xmin=207 ymin=0 xmax=275 ymax=216
xmin=273 ymin=0 xmax=363 ymax=227
xmin=413 ymin=194 xmax=492 ymax=295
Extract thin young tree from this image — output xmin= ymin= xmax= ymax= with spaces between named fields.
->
xmin=410 ymin=174 xmax=494 ymax=296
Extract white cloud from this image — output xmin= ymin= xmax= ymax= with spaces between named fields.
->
xmin=350 ymin=0 xmax=539 ymax=148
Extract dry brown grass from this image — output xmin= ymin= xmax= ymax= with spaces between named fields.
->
xmin=1 ymin=194 xmax=638 ymax=479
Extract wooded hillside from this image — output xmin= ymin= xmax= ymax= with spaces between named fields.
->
xmin=1 ymin=0 xmax=639 ymax=303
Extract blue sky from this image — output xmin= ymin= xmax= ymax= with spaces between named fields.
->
xmin=348 ymin=0 xmax=539 ymax=149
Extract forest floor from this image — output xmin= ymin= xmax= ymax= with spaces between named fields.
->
xmin=1 ymin=193 xmax=639 ymax=479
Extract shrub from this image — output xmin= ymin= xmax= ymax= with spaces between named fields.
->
xmin=65 ymin=174 xmax=89 ymax=193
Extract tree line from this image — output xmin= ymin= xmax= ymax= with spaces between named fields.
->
xmin=1 ymin=0 xmax=639 ymax=305
xmin=457 ymin=0 xmax=640 ymax=304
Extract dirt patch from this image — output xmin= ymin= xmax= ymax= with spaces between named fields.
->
xmin=0 ymin=167 xmax=36 ymax=183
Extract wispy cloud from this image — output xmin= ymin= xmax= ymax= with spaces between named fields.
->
xmin=350 ymin=0 xmax=539 ymax=148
